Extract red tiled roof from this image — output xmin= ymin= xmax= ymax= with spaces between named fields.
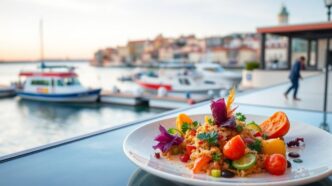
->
xmin=211 ymin=47 xmax=228 ymax=52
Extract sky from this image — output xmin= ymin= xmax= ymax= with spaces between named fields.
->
xmin=0 ymin=0 xmax=327 ymax=61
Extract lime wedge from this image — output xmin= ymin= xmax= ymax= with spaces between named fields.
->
xmin=232 ymin=153 xmax=257 ymax=170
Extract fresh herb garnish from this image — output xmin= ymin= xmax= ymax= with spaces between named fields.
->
xmin=224 ymin=159 xmax=235 ymax=169
xmin=247 ymin=139 xmax=262 ymax=153
xmin=181 ymin=122 xmax=191 ymax=133
xmin=207 ymin=118 xmax=214 ymax=125
xmin=212 ymin=153 xmax=221 ymax=161
xmin=193 ymin=121 xmax=200 ymax=128
xmin=168 ymin=128 xmax=182 ymax=135
xmin=247 ymin=121 xmax=256 ymax=125
xmin=236 ymin=125 xmax=243 ymax=132
xmin=235 ymin=112 xmax=246 ymax=122
xmin=262 ymin=134 xmax=268 ymax=140
xmin=197 ymin=131 xmax=218 ymax=145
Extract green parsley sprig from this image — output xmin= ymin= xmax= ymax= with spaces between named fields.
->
xmin=197 ymin=131 xmax=218 ymax=145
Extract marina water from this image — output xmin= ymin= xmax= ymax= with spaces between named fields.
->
xmin=0 ymin=61 xmax=165 ymax=156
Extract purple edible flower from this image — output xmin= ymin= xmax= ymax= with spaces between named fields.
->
xmin=211 ymin=98 xmax=228 ymax=125
xmin=153 ymin=125 xmax=184 ymax=152
xmin=210 ymin=98 xmax=236 ymax=128
xmin=220 ymin=116 xmax=236 ymax=129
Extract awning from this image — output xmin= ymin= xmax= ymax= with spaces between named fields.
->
xmin=257 ymin=22 xmax=332 ymax=39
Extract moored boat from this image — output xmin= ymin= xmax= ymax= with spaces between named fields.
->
xmin=134 ymin=70 xmax=224 ymax=94
xmin=0 ymin=85 xmax=16 ymax=98
xmin=16 ymin=65 xmax=101 ymax=102
xmin=195 ymin=63 xmax=242 ymax=87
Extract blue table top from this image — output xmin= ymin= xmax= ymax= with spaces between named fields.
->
xmin=0 ymin=103 xmax=332 ymax=186
xmin=0 ymin=102 xmax=331 ymax=186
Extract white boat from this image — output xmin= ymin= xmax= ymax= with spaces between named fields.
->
xmin=16 ymin=65 xmax=101 ymax=102
xmin=195 ymin=63 xmax=242 ymax=87
xmin=135 ymin=70 xmax=224 ymax=94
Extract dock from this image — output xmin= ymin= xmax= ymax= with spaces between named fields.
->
xmin=100 ymin=90 xmax=212 ymax=109
xmin=100 ymin=91 xmax=148 ymax=106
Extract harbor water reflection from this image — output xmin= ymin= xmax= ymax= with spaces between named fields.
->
xmin=0 ymin=62 xmax=166 ymax=156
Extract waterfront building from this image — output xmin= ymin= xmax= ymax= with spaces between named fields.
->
xmin=127 ymin=40 xmax=149 ymax=64
xmin=116 ymin=46 xmax=130 ymax=64
xmin=258 ymin=22 xmax=332 ymax=70
xmin=263 ymin=4 xmax=314 ymax=69
xmin=204 ymin=47 xmax=228 ymax=65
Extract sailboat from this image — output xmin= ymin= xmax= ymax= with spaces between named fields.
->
xmin=16 ymin=19 xmax=101 ymax=102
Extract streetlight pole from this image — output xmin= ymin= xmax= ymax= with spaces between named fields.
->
xmin=322 ymin=0 xmax=332 ymax=131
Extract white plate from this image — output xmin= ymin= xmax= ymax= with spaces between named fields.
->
xmin=123 ymin=114 xmax=332 ymax=186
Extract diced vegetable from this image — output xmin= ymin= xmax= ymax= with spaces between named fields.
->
xmin=223 ymin=135 xmax=246 ymax=160
xmin=180 ymin=154 xmax=190 ymax=162
xmin=265 ymin=154 xmax=287 ymax=175
xmin=262 ymin=138 xmax=286 ymax=156
xmin=185 ymin=145 xmax=196 ymax=155
xmin=176 ymin=113 xmax=193 ymax=132
xmin=154 ymin=152 xmax=160 ymax=159
xmin=260 ymin=112 xmax=290 ymax=138
xmin=211 ymin=169 xmax=221 ymax=177
xmin=171 ymin=146 xmax=180 ymax=155
xmin=246 ymin=122 xmax=262 ymax=134
xmin=232 ymin=153 xmax=257 ymax=170
xmin=193 ymin=155 xmax=211 ymax=173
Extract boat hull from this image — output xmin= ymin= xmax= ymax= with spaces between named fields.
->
xmin=16 ymin=89 xmax=101 ymax=102
xmin=0 ymin=87 xmax=16 ymax=98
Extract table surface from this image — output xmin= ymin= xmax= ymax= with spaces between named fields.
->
xmin=1 ymin=73 xmax=332 ymax=186
xmin=0 ymin=102 xmax=331 ymax=186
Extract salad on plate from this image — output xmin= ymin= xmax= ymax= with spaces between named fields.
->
xmin=152 ymin=88 xmax=302 ymax=178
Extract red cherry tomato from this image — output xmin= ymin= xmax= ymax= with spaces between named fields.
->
xmin=265 ymin=154 xmax=287 ymax=175
xmin=179 ymin=154 xmax=190 ymax=162
xmin=186 ymin=145 xmax=196 ymax=155
xmin=223 ymin=135 xmax=246 ymax=160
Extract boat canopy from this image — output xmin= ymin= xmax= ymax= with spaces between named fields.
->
xmin=19 ymin=71 xmax=78 ymax=78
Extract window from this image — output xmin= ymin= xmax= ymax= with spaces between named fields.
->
xmin=57 ymin=79 xmax=64 ymax=87
xmin=203 ymin=67 xmax=224 ymax=72
xmin=31 ymin=79 xmax=50 ymax=86
xmin=179 ymin=78 xmax=190 ymax=85
xmin=63 ymin=78 xmax=81 ymax=86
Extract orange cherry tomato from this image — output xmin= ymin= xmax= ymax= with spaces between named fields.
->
xmin=260 ymin=112 xmax=290 ymax=139
xmin=176 ymin=113 xmax=193 ymax=132
xmin=223 ymin=135 xmax=246 ymax=160
xmin=265 ymin=154 xmax=287 ymax=175
xmin=193 ymin=155 xmax=211 ymax=173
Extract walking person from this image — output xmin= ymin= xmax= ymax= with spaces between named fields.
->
xmin=284 ymin=56 xmax=305 ymax=101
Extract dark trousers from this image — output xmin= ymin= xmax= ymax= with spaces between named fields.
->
xmin=285 ymin=79 xmax=299 ymax=98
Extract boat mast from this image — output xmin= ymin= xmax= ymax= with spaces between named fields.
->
xmin=39 ymin=19 xmax=45 ymax=68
